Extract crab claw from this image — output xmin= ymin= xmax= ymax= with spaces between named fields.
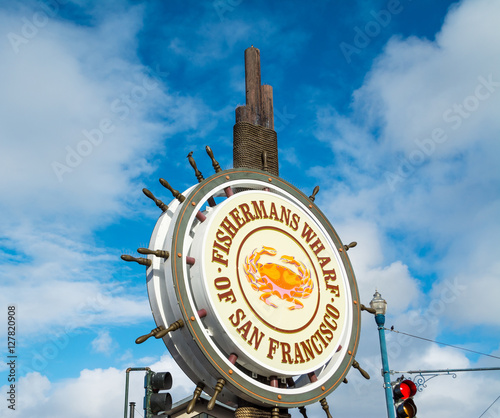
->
xmin=260 ymin=292 xmax=278 ymax=308
xmin=280 ymin=256 xmax=304 ymax=272
xmin=288 ymin=298 xmax=304 ymax=310
xmin=262 ymin=246 xmax=277 ymax=256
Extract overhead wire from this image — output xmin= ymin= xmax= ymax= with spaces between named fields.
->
xmin=477 ymin=394 xmax=500 ymax=418
xmin=384 ymin=328 xmax=500 ymax=360
xmin=386 ymin=327 xmax=500 ymax=417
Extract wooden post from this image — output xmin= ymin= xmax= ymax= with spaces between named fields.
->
xmin=235 ymin=46 xmax=274 ymax=129
xmin=245 ymin=46 xmax=261 ymax=125
xmin=234 ymin=46 xmax=278 ymax=175
xmin=260 ymin=84 xmax=274 ymax=130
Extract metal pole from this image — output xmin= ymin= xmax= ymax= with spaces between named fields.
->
xmin=144 ymin=370 xmax=152 ymax=418
xmin=123 ymin=367 xmax=150 ymax=418
xmin=398 ymin=367 xmax=500 ymax=374
xmin=124 ymin=369 xmax=130 ymax=418
xmin=375 ymin=314 xmax=396 ymax=418
xmin=129 ymin=402 xmax=136 ymax=418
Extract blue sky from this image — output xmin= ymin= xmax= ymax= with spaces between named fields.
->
xmin=1 ymin=0 xmax=499 ymax=416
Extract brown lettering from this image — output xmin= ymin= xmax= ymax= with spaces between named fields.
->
xmin=310 ymin=334 xmax=323 ymax=355
xmin=213 ymin=239 xmax=230 ymax=255
xmin=267 ymin=338 xmax=279 ymax=359
xmin=301 ymin=222 xmax=317 ymax=243
xmin=290 ymin=213 xmax=300 ymax=231
xmin=214 ymin=277 xmax=237 ymax=303
xmin=318 ymin=256 xmax=331 ymax=269
xmin=279 ymin=206 xmax=291 ymax=225
xmin=218 ymin=289 xmax=237 ymax=303
xmin=300 ymin=339 xmax=315 ymax=362
xmin=326 ymin=283 xmax=340 ymax=296
xmin=251 ymin=200 xmax=268 ymax=219
xmin=269 ymin=202 xmax=279 ymax=221
xmin=216 ymin=229 xmax=232 ymax=251
xmin=239 ymin=203 xmax=255 ymax=223
xmin=323 ymin=269 xmax=337 ymax=281
xmin=281 ymin=342 xmax=293 ymax=364
xmin=237 ymin=320 xmax=252 ymax=340
xmin=294 ymin=342 xmax=305 ymax=364
xmin=214 ymin=276 xmax=231 ymax=290
xmin=326 ymin=304 xmax=340 ymax=319
xmin=212 ymin=248 xmax=228 ymax=267
xmin=220 ymin=216 xmax=239 ymax=238
xmin=229 ymin=309 xmax=246 ymax=327
xmin=320 ymin=322 xmax=334 ymax=342
xmin=314 ymin=329 xmax=329 ymax=349
xmin=309 ymin=238 xmax=325 ymax=256
xmin=324 ymin=313 xmax=338 ymax=331
xmin=229 ymin=208 xmax=246 ymax=228
xmin=248 ymin=327 xmax=265 ymax=350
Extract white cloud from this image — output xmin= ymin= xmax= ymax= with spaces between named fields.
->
xmin=6 ymin=369 xmax=127 ymax=417
xmin=0 ymin=227 xmax=150 ymax=340
xmin=0 ymin=4 xmax=222 ymax=231
xmin=0 ymin=3 xmax=213 ymax=343
xmin=0 ymin=353 xmax=196 ymax=418
xmin=313 ymin=0 xmax=500 ymax=329
xmin=0 ymin=8 xmax=154 ymax=220
xmin=91 ymin=330 xmax=115 ymax=354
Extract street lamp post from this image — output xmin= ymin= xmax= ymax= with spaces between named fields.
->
xmin=370 ymin=291 xmax=395 ymax=418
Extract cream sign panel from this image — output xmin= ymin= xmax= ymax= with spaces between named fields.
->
xmin=195 ymin=191 xmax=351 ymax=376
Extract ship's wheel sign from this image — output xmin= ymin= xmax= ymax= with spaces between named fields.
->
xmin=134 ymin=164 xmax=361 ymax=409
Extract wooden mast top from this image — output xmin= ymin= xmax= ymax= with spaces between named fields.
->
xmin=235 ymin=46 xmax=274 ymax=130
xmin=233 ymin=46 xmax=278 ymax=176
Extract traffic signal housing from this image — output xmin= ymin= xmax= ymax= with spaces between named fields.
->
xmin=392 ymin=379 xmax=417 ymax=418
xmin=144 ymin=371 xmax=172 ymax=418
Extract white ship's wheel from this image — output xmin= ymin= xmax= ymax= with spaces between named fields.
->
xmin=140 ymin=166 xmax=361 ymax=409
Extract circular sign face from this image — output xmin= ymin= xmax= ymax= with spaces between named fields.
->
xmin=192 ymin=190 xmax=351 ymax=377
xmin=147 ymin=169 xmax=360 ymax=408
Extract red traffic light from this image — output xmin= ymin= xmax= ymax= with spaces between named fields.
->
xmin=393 ymin=379 xmax=417 ymax=399
xmin=393 ymin=379 xmax=418 ymax=418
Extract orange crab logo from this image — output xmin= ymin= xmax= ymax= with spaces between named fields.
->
xmin=243 ymin=246 xmax=314 ymax=310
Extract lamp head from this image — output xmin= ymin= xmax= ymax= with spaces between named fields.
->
xmin=369 ymin=290 xmax=387 ymax=315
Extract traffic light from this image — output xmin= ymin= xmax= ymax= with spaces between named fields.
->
xmin=392 ymin=379 xmax=417 ymax=418
xmin=144 ymin=371 xmax=172 ymax=418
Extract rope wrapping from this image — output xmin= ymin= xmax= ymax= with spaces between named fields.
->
xmin=235 ymin=406 xmax=291 ymax=418
xmin=233 ymin=121 xmax=279 ymax=176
